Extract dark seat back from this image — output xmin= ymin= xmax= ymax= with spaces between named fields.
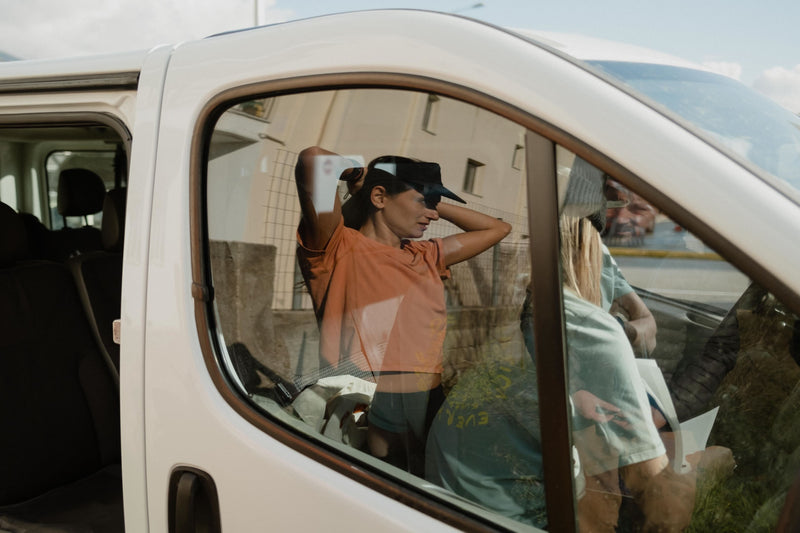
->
xmin=69 ymin=188 xmax=126 ymax=374
xmin=0 ymin=201 xmax=120 ymax=506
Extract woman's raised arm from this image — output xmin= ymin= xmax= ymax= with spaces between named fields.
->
xmin=295 ymin=146 xmax=345 ymax=250
xmin=437 ymin=203 xmax=511 ymax=267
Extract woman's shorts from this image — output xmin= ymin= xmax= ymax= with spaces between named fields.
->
xmin=369 ymin=385 xmax=445 ymax=440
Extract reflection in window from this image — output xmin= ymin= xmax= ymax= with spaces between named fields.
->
xmin=233 ymin=97 xmax=276 ymax=122
xmin=462 ymin=159 xmax=484 ymax=196
xmin=591 ymin=61 xmax=800 ymax=191
xmin=512 ymin=143 xmax=524 ymax=170
xmin=558 ymin=147 xmax=800 ymax=531
xmin=421 ymin=93 xmax=440 ymax=134
xmin=206 ymin=88 xmax=535 ymax=527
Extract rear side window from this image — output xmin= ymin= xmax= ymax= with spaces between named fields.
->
xmin=0 ymin=173 xmax=16 ymax=210
xmin=46 ymin=149 xmax=122 ymax=230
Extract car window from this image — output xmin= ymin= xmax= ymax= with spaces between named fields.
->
xmin=590 ymin=61 xmax=800 ymax=198
xmin=204 ymin=87 xmax=544 ymax=528
xmin=0 ymin=173 xmax=17 ymax=210
xmin=45 ymin=149 xmax=120 ymax=230
xmin=556 ymin=147 xmax=800 ymax=531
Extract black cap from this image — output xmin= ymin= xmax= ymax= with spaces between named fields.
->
xmin=365 ymin=155 xmax=467 ymax=204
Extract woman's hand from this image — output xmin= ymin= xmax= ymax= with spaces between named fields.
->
xmin=340 ymin=165 xmax=365 ymax=197
xmin=573 ymin=390 xmax=629 ymax=428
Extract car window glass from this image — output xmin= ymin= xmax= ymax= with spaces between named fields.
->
xmin=0 ymin=173 xmax=16 ymax=210
xmin=45 ymin=150 xmax=120 ymax=230
xmin=556 ymin=147 xmax=800 ymax=531
xmin=205 ymin=88 xmax=545 ymax=528
xmin=590 ymin=62 xmax=800 ymax=195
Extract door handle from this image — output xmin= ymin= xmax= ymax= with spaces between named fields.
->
xmin=168 ymin=467 xmax=221 ymax=533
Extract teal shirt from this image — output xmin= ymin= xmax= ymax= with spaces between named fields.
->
xmin=425 ymin=290 xmax=663 ymax=528
xmin=601 ymin=244 xmax=633 ymax=311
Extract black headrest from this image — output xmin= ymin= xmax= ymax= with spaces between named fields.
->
xmin=0 ymin=202 xmax=29 ymax=266
xmin=101 ymin=188 xmax=127 ymax=252
xmin=57 ymin=168 xmax=106 ymax=217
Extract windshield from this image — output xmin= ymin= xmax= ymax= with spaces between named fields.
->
xmin=590 ymin=61 xmax=800 ymax=196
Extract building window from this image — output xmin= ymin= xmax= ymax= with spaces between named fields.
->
xmin=422 ymin=94 xmax=440 ymax=134
xmin=234 ymin=98 xmax=276 ymax=122
xmin=512 ymin=144 xmax=524 ymax=170
xmin=463 ymin=159 xmax=484 ymax=196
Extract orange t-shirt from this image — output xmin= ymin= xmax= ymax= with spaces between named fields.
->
xmin=297 ymin=219 xmax=450 ymax=375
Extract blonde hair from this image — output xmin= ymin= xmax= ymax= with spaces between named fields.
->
xmin=560 ymin=216 xmax=603 ymax=307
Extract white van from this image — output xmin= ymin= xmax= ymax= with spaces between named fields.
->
xmin=1 ymin=10 xmax=800 ymax=532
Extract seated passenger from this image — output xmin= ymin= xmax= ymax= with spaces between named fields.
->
xmin=520 ymin=158 xmax=657 ymax=360
xmin=294 ymin=146 xmax=510 ymax=475
xmin=426 ymin=166 xmax=698 ymax=530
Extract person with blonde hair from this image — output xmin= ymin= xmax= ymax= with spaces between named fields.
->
xmin=426 ymin=161 xmax=701 ymax=531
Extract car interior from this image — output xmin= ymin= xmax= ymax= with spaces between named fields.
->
xmin=0 ymin=122 xmax=126 ymax=532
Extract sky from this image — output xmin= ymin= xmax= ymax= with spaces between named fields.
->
xmin=1 ymin=0 xmax=798 ymax=112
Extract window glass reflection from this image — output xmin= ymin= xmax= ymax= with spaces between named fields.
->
xmin=558 ymin=148 xmax=800 ymax=531
xmin=206 ymin=88 xmax=536 ymax=526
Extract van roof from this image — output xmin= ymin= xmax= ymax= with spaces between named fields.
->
xmin=0 ymin=48 xmax=149 ymax=93
xmin=0 ymin=11 xmax=709 ymax=94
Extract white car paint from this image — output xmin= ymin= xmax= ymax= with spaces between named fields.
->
xmin=1 ymin=9 xmax=798 ymax=532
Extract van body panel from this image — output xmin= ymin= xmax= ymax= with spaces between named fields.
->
xmin=120 ymin=44 xmax=174 ymax=533
xmin=143 ymin=22 xmax=464 ymax=531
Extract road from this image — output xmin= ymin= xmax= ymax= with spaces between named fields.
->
xmin=606 ymin=218 xmax=750 ymax=310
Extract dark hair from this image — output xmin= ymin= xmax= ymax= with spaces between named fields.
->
xmin=341 ymin=156 xmax=417 ymax=229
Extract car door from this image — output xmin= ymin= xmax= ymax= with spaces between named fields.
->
xmin=137 ymin=9 xmax=800 ymax=532
xmin=140 ymin=12 xmax=558 ymax=532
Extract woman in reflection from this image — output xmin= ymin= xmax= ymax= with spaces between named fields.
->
xmin=425 ymin=165 xmax=700 ymax=531
xmin=294 ymin=146 xmax=510 ymax=475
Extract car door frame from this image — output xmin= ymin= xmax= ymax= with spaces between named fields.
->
xmin=151 ymin=10 xmax=800 ymax=531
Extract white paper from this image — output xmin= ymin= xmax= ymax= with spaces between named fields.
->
xmin=678 ymin=406 xmax=719 ymax=465
xmin=636 ymin=359 xmax=683 ymax=471
xmin=636 ymin=360 xmax=676 ymax=422
xmin=635 ymin=359 xmax=718 ymax=473
xmin=311 ymin=154 xmax=364 ymax=214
